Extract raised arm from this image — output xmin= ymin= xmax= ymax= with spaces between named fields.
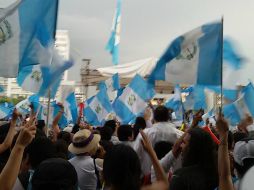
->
xmin=0 ymin=117 xmax=36 ymax=190
xmin=0 ymin=109 xmax=19 ymax=154
xmin=140 ymin=130 xmax=168 ymax=186
xmin=216 ymin=116 xmax=234 ymax=190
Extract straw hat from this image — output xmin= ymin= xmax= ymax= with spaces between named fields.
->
xmin=68 ymin=129 xmax=101 ymax=155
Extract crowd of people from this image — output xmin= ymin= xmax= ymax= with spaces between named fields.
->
xmin=0 ymin=103 xmax=253 ymax=190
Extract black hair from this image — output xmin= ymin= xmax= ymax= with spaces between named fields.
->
xmin=154 ymin=141 xmax=173 ymax=160
xmin=32 ymin=158 xmax=78 ymax=190
xmin=104 ymin=120 xmax=117 ymax=133
xmin=103 ymin=144 xmax=141 ymax=190
xmin=54 ymin=139 xmax=69 ymax=160
xmin=133 ymin=117 xmax=146 ymax=140
xmin=182 ymin=128 xmax=218 ymax=186
xmin=57 ymin=131 xmax=72 ymax=145
xmin=26 ymin=137 xmax=56 ymax=169
xmin=36 ymin=120 xmax=45 ymax=131
xmin=71 ymin=124 xmax=80 ymax=134
xmin=100 ymin=126 xmax=113 ymax=141
xmin=233 ymin=132 xmax=248 ymax=144
xmin=117 ymin=125 xmax=133 ymax=141
xmin=228 ymin=130 xmax=234 ymax=150
xmin=154 ymin=106 xmax=169 ymax=122
xmin=234 ymin=158 xmax=254 ymax=179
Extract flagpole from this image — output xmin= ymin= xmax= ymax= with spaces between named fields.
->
xmin=220 ymin=16 xmax=224 ymax=115
xmin=45 ymin=0 xmax=59 ymax=135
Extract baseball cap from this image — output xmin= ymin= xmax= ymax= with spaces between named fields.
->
xmin=240 ymin=166 xmax=254 ymax=190
xmin=233 ymin=139 xmax=254 ymax=166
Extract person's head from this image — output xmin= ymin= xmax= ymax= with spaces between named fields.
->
xmin=233 ymin=132 xmax=248 ymax=144
xmin=154 ymin=141 xmax=173 ymax=160
xmin=26 ymin=136 xmax=56 ymax=169
xmin=133 ymin=117 xmax=146 ymax=140
xmin=32 ymin=158 xmax=78 ymax=190
xmin=154 ymin=106 xmax=169 ymax=122
xmin=36 ymin=120 xmax=46 ymax=132
xmin=103 ymin=144 xmax=141 ymax=190
xmin=100 ymin=126 xmax=113 ymax=141
xmin=104 ymin=120 xmax=117 ymax=134
xmin=57 ymin=131 xmax=72 ymax=145
xmin=233 ymin=139 xmax=254 ymax=178
xmin=54 ymin=139 xmax=69 ymax=160
xmin=117 ymin=125 xmax=133 ymax=142
xmin=68 ymin=129 xmax=101 ymax=156
xmin=181 ymin=128 xmax=217 ymax=174
xmin=71 ymin=124 xmax=80 ymax=134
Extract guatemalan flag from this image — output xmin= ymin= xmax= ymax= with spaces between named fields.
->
xmin=59 ymin=87 xmax=78 ymax=124
xmin=149 ymin=21 xmax=222 ymax=85
xmin=223 ymin=82 xmax=254 ymax=125
xmin=98 ymin=73 xmax=120 ymax=91
xmin=113 ymin=74 xmax=156 ymax=124
xmin=0 ymin=0 xmax=58 ymax=77
xmin=17 ymin=44 xmax=73 ymax=98
xmin=15 ymin=94 xmax=40 ymax=116
xmin=106 ymin=0 xmax=122 ymax=65
xmin=84 ymin=89 xmax=113 ymax=126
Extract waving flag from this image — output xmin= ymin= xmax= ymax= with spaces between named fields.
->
xmin=106 ymin=0 xmax=122 ymax=65
xmin=98 ymin=73 xmax=120 ymax=91
xmin=223 ymin=82 xmax=254 ymax=125
xmin=17 ymin=44 xmax=73 ymax=98
xmin=0 ymin=0 xmax=58 ymax=77
xmin=165 ymin=85 xmax=182 ymax=111
xmin=84 ymin=89 xmax=113 ymax=126
xmin=15 ymin=94 xmax=40 ymax=115
xmin=65 ymin=92 xmax=78 ymax=124
xmin=113 ymin=74 xmax=155 ymax=124
xmin=149 ymin=21 xmax=222 ymax=86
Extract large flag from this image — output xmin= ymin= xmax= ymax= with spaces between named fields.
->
xmin=17 ymin=44 xmax=73 ymax=98
xmin=0 ymin=0 xmax=58 ymax=77
xmin=106 ymin=0 xmax=122 ymax=65
xmin=223 ymin=82 xmax=254 ymax=125
xmin=113 ymin=74 xmax=155 ymax=124
xmin=84 ymin=89 xmax=113 ymax=126
xmin=98 ymin=73 xmax=120 ymax=91
xmin=149 ymin=21 xmax=222 ymax=86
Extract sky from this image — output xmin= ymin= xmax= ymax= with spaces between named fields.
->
xmin=1 ymin=0 xmax=254 ymax=83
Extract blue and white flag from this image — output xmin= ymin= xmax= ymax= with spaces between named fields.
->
xmin=65 ymin=92 xmax=78 ymax=124
xmin=0 ymin=0 xmax=58 ymax=77
xmin=223 ymin=82 xmax=254 ymax=125
xmin=165 ymin=85 xmax=182 ymax=111
xmin=15 ymin=94 xmax=40 ymax=115
xmin=183 ymin=85 xmax=207 ymax=111
xmin=113 ymin=74 xmax=156 ymax=124
xmin=149 ymin=21 xmax=222 ymax=86
xmin=84 ymin=89 xmax=113 ymax=126
xmin=106 ymin=0 xmax=122 ymax=65
xmin=17 ymin=44 xmax=73 ymax=98
xmin=0 ymin=104 xmax=12 ymax=119
xmin=99 ymin=73 xmax=120 ymax=91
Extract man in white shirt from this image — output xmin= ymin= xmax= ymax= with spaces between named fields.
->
xmin=133 ymin=106 xmax=184 ymax=175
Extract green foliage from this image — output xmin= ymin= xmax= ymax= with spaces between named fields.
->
xmin=0 ymin=96 xmax=26 ymax=105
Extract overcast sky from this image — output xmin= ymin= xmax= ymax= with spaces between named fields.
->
xmin=1 ymin=0 xmax=254 ymax=83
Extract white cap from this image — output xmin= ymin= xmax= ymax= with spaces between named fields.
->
xmin=240 ymin=166 xmax=254 ymax=190
xmin=233 ymin=140 xmax=254 ymax=166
